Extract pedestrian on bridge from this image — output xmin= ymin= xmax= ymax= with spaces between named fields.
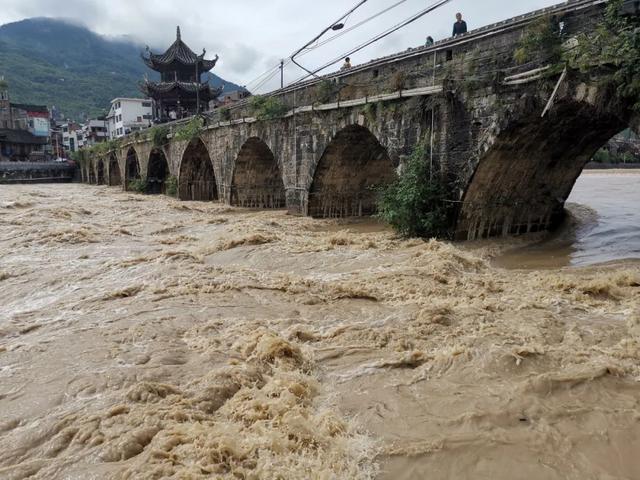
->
xmin=452 ymin=13 xmax=468 ymax=37
xmin=341 ymin=57 xmax=352 ymax=70
xmin=425 ymin=36 xmax=434 ymax=47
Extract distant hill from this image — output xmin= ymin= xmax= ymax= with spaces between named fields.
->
xmin=0 ymin=18 xmax=246 ymax=121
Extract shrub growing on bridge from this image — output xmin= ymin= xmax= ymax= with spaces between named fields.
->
xmin=565 ymin=0 xmax=640 ymax=111
xmin=174 ymin=116 xmax=204 ymax=142
xmin=250 ymin=95 xmax=289 ymax=120
xmin=514 ymin=15 xmax=562 ymax=65
xmin=149 ymin=125 xmax=170 ymax=147
xmin=376 ymin=142 xmax=451 ymax=238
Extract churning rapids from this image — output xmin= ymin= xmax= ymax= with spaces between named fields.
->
xmin=1 ymin=175 xmax=639 ymax=480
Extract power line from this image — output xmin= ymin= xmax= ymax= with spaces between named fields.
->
xmin=299 ymin=0 xmax=412 ymax=58
xmin=246 ymin=0 xmax=421 ymax=93
xmin=290 ymin=0 xmax=370 ymax=84
xmin=291 ymin=0 xmax=452 ymax=85
xmin=245 ymin=0 xmax=371 ymax=92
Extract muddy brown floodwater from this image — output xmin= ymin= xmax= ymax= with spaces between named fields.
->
xmin=1 ymin=182 xmax=639 ymax=480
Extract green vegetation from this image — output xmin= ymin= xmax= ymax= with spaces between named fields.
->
xmin=592 ymin=148 xmax=637 ymax=164
xmin=219 ymin=107 xmax=231 ymax=121
xmin=376 ymin=141 xmax=452 ymax=238
xmin=0 ymin=79 xmax=7 ymax=90
xmin=70 ymin=149 xmax=89 ymax=168
xmin=127 ymin=178 xmax=147 ymax=193
xmin=149 ymin=125 xmax=169 ymax=147
xmin=173 ymin=116 xmax=204 ymax=142
xmin=165 ymin=175 xmax=178 ymax=197
xmin=514 ymin=2 xmax=640 ymax=110
xmin=564 ymin=0 xmax=640 ymax=111
xmin=85 ymin=139 xmax=120 ymax=157
xmin=363 ymin=102 xmax=380 ymax=124
xmin=250 ymin=95 xmax=289 ymax=120
xmin=514 ymin=15 xmax=562 ymax=65
xmin=315 ymin=80 xmax=338 ymax=104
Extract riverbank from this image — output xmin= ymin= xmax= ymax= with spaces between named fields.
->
xmin=1 ymin=184 xmax=639 ymax=479
xmin=584 ymin=162 xmax=640 ymax=169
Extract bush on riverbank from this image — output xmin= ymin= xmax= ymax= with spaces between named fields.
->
xmin=376 ymin=142 xmax=452 ymax=238
xmin=128 ymin=179 xmax=147 ymax=194
xmin=165 ymin=176 xmax=178 ymax=197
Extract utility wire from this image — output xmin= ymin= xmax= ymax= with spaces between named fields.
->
xmin=299 ymin=0 xmax=412 ymax=56
xmin=246 ymin=0 xmax=418 ymax=92
xmin=245 ymin=0 xmax=371 ymax=91
xmin=291 ymin=0 xmax=452 ymax=85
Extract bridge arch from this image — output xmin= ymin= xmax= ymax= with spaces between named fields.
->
xmin=455 ymin=99 xmax=629 ymax=240
xmin=178 ymin=137 xmax=217 ymax=201
xmin=231 ymin=137 xmax=285 ymax=208
xmin=125 ymin=147 xmax=140 ymax=190
xmin=96 ymin=159 xmax=105 ymax=185
xmin=146 ymin=148 xmax=169 ymax=194
xmin=108 ymin=153 xmax=122 ymax=187
xmin=308 ymin=124 xmax=395 ymax=218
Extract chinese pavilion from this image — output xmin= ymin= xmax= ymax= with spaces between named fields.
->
xmin=141 ymin=27 xmax=222 ymax=121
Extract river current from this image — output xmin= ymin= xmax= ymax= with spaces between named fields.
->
xmin=0 ymin=174 xmax=639 ymax=479
xmin=495 ymin=171 xmax=640 ymax=269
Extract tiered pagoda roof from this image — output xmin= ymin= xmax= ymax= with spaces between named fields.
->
xmin=140 ymin=81 xmax=223 ymax=99
xmin=141 ymin=27 xmax=218 ymax=73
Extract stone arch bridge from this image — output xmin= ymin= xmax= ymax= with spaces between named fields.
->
xmin=84 ymin=0 xmax=639 ymax=239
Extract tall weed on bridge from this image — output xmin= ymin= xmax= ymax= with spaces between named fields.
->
xmin=564 ymin=0 xmax=640 ymax=111
xmin=174 ymin=117 xmax=204 ymax=143
xmin=250 ymin=95 xmax=289 ymax=120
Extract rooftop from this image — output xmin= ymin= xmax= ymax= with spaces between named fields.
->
xmin=0 ymin=128 xmax=49 ymax=145
xmin=142 ymin=26 xmax=218 ymax=73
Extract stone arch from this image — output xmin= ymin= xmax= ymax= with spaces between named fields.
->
xmin=125 ymin=147 xmax=140 ymax=190
xmin=97 ymin=159 xmax=105 ymax=185
xmin=108 ymin=153 xmax=122 ymax=187
xmin=146 ymin=148 xmax=169 ymax=194
xmin=231 ymin=137 xmax=285 ymax=208
xmin=178 ymin=138 xmax=217 ymax=201
xmin=455 ymin=101 xmax=629 ymax=240
xmin=308 ymin=124 xmax=395 ymax=218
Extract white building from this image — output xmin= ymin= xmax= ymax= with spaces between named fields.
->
xmin=61 ymin=122 xmax=84 ymax=153
xmin=106 ymin=98 xmax=153 ymax=139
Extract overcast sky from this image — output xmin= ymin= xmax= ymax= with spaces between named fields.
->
xmin=1 ymin=0 xmax=561 ymax=92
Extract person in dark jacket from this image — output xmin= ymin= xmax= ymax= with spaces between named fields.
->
xmin=452 ymin=13 xmax=468 ymax=37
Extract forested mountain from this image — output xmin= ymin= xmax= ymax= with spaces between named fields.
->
xmin=0 ymin=18 xmax=244 ymax=120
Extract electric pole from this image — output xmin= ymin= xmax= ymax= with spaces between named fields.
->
xmin=280 ymin=60 xmax=284 ymax=89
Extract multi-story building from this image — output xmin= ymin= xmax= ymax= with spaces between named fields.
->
xmin=106 ymin=98 xmax=153 ymax=139
xmin=0 ymin=79 xmax=51 ymax=161
xmin=61 ymin=122 xmax=84 ymax=153
xmin=81 ymin=119 xmax=108 ymax=146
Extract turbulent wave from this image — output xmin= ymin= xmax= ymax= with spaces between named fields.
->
xmin=0 ymin=184 xmax=639 ymax=479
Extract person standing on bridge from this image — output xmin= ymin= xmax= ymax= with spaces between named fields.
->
xmin=341 ymin=57 xmax=352 ymax=70
xmin=452 ymin=13 xmax=468 ymax=37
